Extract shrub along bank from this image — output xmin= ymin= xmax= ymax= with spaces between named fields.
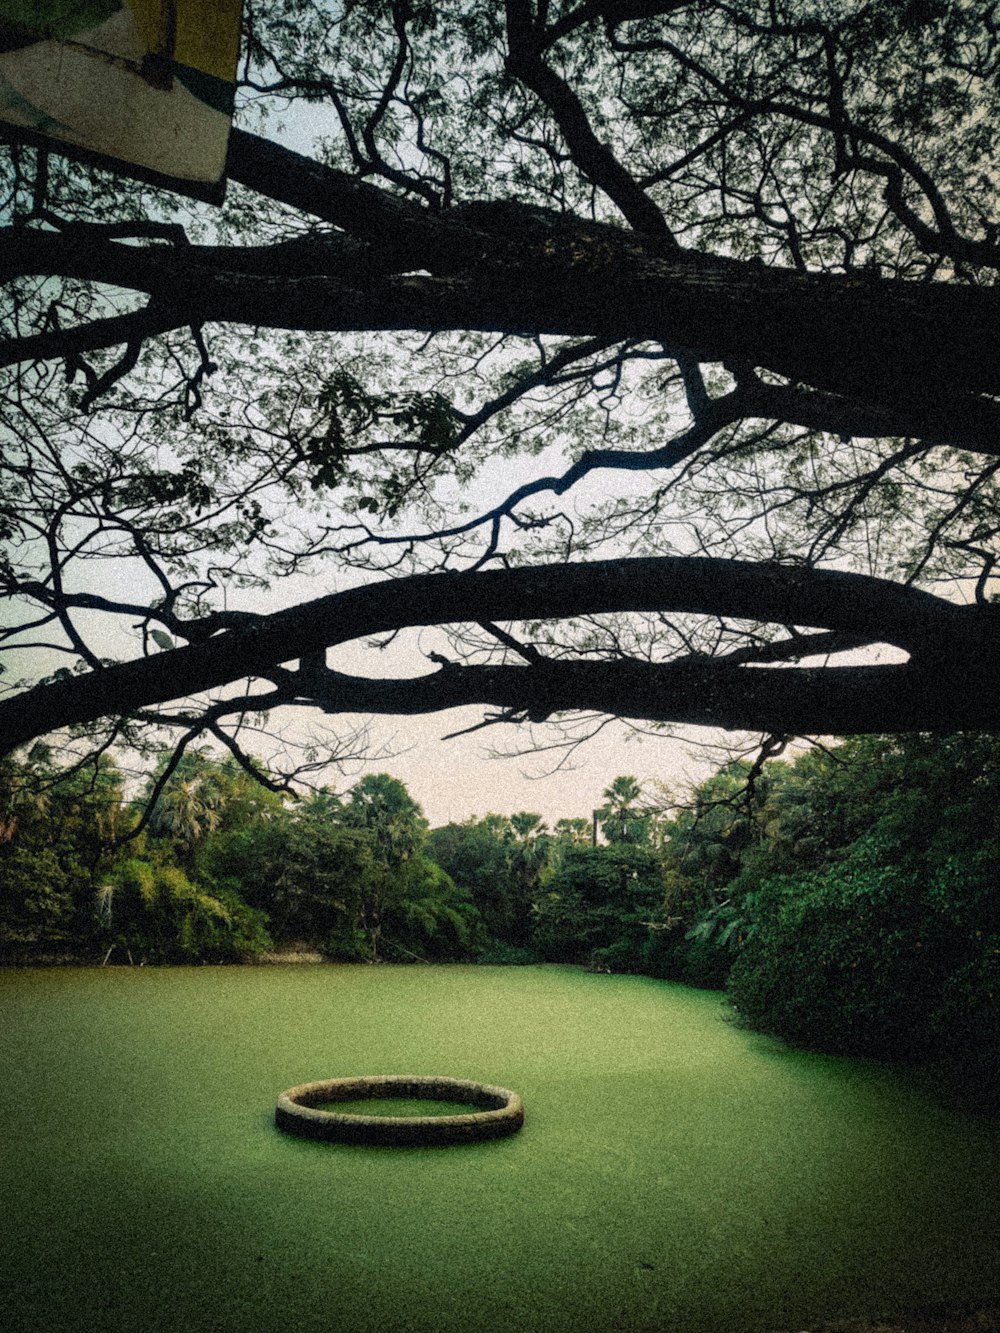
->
xmin=1 ymin=735 xmax=997 ymax=1079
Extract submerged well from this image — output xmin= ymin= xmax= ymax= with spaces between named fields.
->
xmin=275 ymin=1074 xmax=524 ymax=1146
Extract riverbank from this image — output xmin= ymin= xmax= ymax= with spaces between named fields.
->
xmin=1 ymin=940 xmax=329 ymax=967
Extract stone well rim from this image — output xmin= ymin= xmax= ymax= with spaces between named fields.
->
xmin=274 ymin=1073 xmax=525 ymax=1146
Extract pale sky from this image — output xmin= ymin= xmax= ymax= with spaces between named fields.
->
xmin=257 ymin=693 xmax=724 ymax=830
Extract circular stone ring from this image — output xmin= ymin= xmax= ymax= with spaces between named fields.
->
xmin=275 ymin=1074 xmax=525 ymax=1146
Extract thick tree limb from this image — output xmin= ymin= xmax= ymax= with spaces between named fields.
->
xmin=226 ymin=129 xmax=445 ymax=262
xmin=742 ymin=379 xmax=1000 ymax=459
xmin=282 ymin=657 xmax=1000 ymax=735
xmin=0 ymin=300 xmax=184 ymax=372
xmin=2 ymin=556 xmax=996 ymax=753
xmin=4 ymin=174 xmax=999 ymax=449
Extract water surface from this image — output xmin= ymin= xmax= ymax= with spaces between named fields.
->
xmin=1 ymin=963 xmax=996 ymax=1332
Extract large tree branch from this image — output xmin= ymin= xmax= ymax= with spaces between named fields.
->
xmin=742 ymin=378 xmax=1000 ymax=459
xmin=4 ymin=182 xmax=999 ymax=447
xmin=280 ymin=657 xmax=1000 ymax=735
xmin=1 ymin=556 xmax=995 ymax=753
xmin=0 ymin=301 xmax=185 ymax=373
xmin=226 ymin=129 xmax=445 ymax=262
xmin=504 ymin=0 xmax=674 ymax=238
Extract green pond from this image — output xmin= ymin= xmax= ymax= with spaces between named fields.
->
xmin=324 ymin=1097 xmax=488 ymax=1117
xmin=0 ymin=963 xmax=997 ymax=1333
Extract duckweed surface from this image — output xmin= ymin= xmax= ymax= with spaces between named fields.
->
xmin=321 ymin=1097 xmax=489 ymax=1117
xmin=1 ymin=964 xmax=997 ymax=1332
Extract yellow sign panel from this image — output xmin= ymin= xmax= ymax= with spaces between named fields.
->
xmin=0 ymin=1 xmax=242 ymax=199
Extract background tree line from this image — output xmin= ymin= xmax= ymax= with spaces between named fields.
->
xmin=2 ymin=732 xmax=997 ymax=1077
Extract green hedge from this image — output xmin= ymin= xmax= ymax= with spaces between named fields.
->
xmin=727 ymin=834 xmax=1000 ymax=1061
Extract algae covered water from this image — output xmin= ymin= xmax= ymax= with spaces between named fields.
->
xmin=1 ymin=963 xmax=997 ymax=1332
xmin=326 ymin=1096 xmax=485 ymax=1117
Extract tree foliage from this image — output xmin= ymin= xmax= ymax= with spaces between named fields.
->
xmin=427 ymin=810 xmax=552 ymax=944
xmin=0 ymin=753 xmax=479 ymax=965
xmin=726 ymin=734 xmax=1000 ymax=1062
xmin=0 ymin=745 xmax=121 ymax=954
xmin=534 ymin=842 xmax=666 ymax=965
xmin=2 ymin=1 xmax=1000 ymax=787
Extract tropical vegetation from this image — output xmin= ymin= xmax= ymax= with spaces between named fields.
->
xmin=2 ymin=733 xmax=997 ymax=1086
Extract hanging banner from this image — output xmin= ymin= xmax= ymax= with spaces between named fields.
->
xmin=0 ymin=1 xmax=242 ymax=200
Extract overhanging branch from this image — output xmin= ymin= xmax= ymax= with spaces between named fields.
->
xmin=5 ymin=125 xmax=1000 ymax=431
xmin=283 ymin=658 xmax=1000 ymax=735
xmin=1 ymin=556 xmax=994 ymax=753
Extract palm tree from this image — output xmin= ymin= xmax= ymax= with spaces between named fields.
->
xmin=148 ymin=776 xmax=222 ymax=854
xmin=509 ymin=811 xmax=546 ymax=843
xmin=506 ymin=812 xmax=551 ymax=946
xmin=599 ymin=776 xmax=649 ymax=846
xmin=554 ymin=818 xmax=590 ymax=846
xmin=345 ymin=773 xmax=427 ymax=866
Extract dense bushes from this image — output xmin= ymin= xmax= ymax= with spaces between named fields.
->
xmin=730 ymin=850 xmax=931 ymax=1056
xmin=98 ymin=859 xmax=273 ymax=964
xmin=0 ymin=748 xmax=122 ymax=958
xmin=3 ymin=736 xmax=999 ymax=1085
xmin=726 ymin=737 xmax=1000 ymax=1064
xmin=533 ymin=845 xmax=666 ymax=966
xmin=0 ymin=753 xmax=480 ymax=965
xmin=176 ymin=769 xmax=482 ymax=964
